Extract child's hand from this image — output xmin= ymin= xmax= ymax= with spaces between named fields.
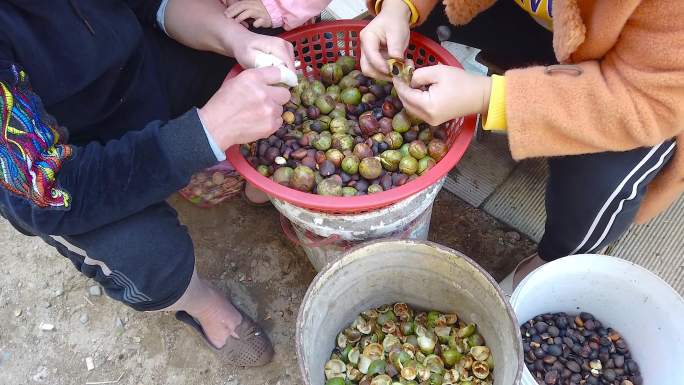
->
xmin=225 ymin=0 xmax=272 ymax=29
xmin=392 ymin=65 xmax=492 ymax=126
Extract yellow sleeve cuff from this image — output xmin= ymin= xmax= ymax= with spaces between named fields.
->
xmin=482 ymin=74 xmax=507 ymax=131
xmin=375 ymin=0 xmax=420 ymax=26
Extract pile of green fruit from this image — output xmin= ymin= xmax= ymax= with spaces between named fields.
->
xmin=241 ymin=55 xmax=449 ymax=196
xmin=324 ymin=303 xmax=494 ymax=385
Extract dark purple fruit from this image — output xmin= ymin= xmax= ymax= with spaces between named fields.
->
xmin=307 ymin=106 xmax=321 ymax=120
xmin=291 ymin=148 xmax=308 ymax=160
xmin=359 ymin=112 xmax=380 ymax=137
xmin=369 ymin=84 xmax=385 ymax=99
xmin=355 ymin=179 xmax=369 ymax=192
xmin=265 ymin=147 xmax=280 ymax=163
xmin=319 ymin=160 xmax=336 ymax=177
xmin=382 ymin=100 xmax=398 ymax=118
xmin=381 ymin=174 xmax=392 ymax=190
xmin=379 ymin=117 xmax=393 ymax=134
xmin=361 ymin=93 xmax=377 ymax=105
xmin=301 ymin=156 xmax=317 ymax=169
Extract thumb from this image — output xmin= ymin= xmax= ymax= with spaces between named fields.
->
xmin=245 ymin=66 xmax=283 ymax=86
xmin=386 ymin=31 xmax=408 ymax=59
xmin=410 ymin=65 xmax=443 ymax=88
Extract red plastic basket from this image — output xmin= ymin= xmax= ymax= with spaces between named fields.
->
xmin=226 ymin=20 xmax=475 ymax=214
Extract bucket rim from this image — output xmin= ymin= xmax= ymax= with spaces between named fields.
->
xmin=295 ymin=239 xmax=524 ymax=385
xmin=510 ymin=253 xmax=684 ymax=308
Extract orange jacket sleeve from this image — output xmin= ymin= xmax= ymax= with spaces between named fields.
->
xmin=504 ymin=0 xmax=684 ymax=160
xmin=365 ymin=0 xmax=440 ymax=26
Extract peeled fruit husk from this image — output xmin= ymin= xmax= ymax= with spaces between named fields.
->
xmin=409 ymin=140 xmax=428 ymax=159
xmin=325 ymin=359 xmax=347 ymax=380
xmin=315 ymin=95 xmax=336 ymax=114
xmin=380 ymin=150 xmax=403 ymax=172
xmin=370 ymin=374 xmax=393 ymax=385
xmin=469 ymin=346 xmax=490 ymax=362
xmin=385 ymin=131 xmax=404 ymax=150
xmin=418 ymin=335 xmax=437 ymax=354
xmin=471 ymin=361 xmax=490 ymax=379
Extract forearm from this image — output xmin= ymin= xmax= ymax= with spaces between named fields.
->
xmin=163 ymin=0 xmax=247 ymax=57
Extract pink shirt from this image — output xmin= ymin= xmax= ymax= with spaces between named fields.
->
xmin=262 ymin=0 xmax=332 ymax=30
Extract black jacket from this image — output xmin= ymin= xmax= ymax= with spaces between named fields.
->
xmin=0 ymin=0 xmax=217 ymax=235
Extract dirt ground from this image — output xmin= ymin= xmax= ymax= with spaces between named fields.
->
xmin=0 ymin=190 xmax=534 ymax=385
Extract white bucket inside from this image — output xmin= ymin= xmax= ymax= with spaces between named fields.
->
xmin=272 ymin=177 xmax=444 ymax=241
xmin=296 ymin=240 xmax=523 ymax=385
xmin=510 ymin=254 xmax=684 ymax=385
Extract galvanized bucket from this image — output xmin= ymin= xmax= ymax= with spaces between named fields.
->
xmin=296 ymin=239 xmax=524 ymax=385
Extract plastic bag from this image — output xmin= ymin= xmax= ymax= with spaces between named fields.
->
xmin=178 ymin=160 xmax=244 ymax=208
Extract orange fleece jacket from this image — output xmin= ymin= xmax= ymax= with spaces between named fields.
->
xmin=367 ymin=0 xmax=684 ymax=223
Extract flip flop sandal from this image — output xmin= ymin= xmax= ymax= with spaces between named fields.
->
xmin=241 ymin=185 xmax=272 ymax=207
xmin=499 ymin=253 xmax=538 ymax=298
xmin=175 ymin=310 xmax=274 ymax=367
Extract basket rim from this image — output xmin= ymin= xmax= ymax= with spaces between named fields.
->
xmin=226 ymin=20 xmax=476 ymax=213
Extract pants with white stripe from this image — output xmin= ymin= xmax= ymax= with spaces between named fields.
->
xmin=538 ymin=140 xmax=676 ymax=261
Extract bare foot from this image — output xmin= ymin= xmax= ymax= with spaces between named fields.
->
xmin=244 ymin=183 xmax=270 ymax=204
xmin=188 ymin=283 xmax=243 ymax=348
xmin=513 ymin=254 xmax=547 ymax=286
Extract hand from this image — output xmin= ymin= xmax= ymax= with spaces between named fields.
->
xmin=391 ymin=65 xmax=492 ymax=126
xmin=360 ymin=0 xmax=412 ymax=80
xmin=224 ymin=0 xmax=272 ymax=28
xmin=231 ymin=29 xmax=295 ymax=72
xmin=198 ymin=67 xmax=291 ymax=150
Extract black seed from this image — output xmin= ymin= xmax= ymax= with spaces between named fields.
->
xmin=548 ymin=345 xmax=563 ymax=357
xmin=566 ymin=361 xmax=581 ymax=373
xmin=535 ymin=322 xmax=550 ymax=333
xmin=548 ymin=326 xmax=560 ymax=337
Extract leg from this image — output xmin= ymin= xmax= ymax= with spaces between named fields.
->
xmin=7 ymin=202 xmax=272 ymax=364
xmin=511 ymin=141 xmax=677 ymax=284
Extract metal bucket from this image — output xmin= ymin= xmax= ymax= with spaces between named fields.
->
xmin=296 ymin=240 xmax=524 ymax=385
xmin=273 ymin=178 xmax=444 ymax=271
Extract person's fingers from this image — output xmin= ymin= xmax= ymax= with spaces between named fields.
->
xmin=361 ymin=52 xmax=390 ymax=81
xmin=386 ymin=28 xmax=408 ymax=59
xmin=252 ymin=16 xmax=270 ymax=28
xmin=245 ymin=66 xmax=282 ymax=85
xmin=224 ymin=2 xmax=251 ymax=19
xmin=360 ymin=31 xmax=390 ymax=77
xmin=235 ymin=9 xmax=260 ymax=23
xmin=266 ymin=85 xmax=292 ymax=105
xmin=392 ymin=79 xmax=429 ymax=119
xmin=272 ymin=116 xmax=284 ymax=131
xmin=409 ymin=65 xmax=444 ymax=88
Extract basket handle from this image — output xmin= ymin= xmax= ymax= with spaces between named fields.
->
xmin=279 ymin=214 xmax=342 ymax=247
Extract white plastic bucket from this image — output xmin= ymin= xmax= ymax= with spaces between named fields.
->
xmin=272 ymin=178 xmax=444 ymax=271
xmin=510 ymin=254 xmax=684 ymax=385
xmin=296 ymin=239 xmax=524 ymax=385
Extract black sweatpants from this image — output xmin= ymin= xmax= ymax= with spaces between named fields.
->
xmin=416 ymin=1 xmax=676 ymax=260
xmin=0 ymin=29 xmax=236 ymax=311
